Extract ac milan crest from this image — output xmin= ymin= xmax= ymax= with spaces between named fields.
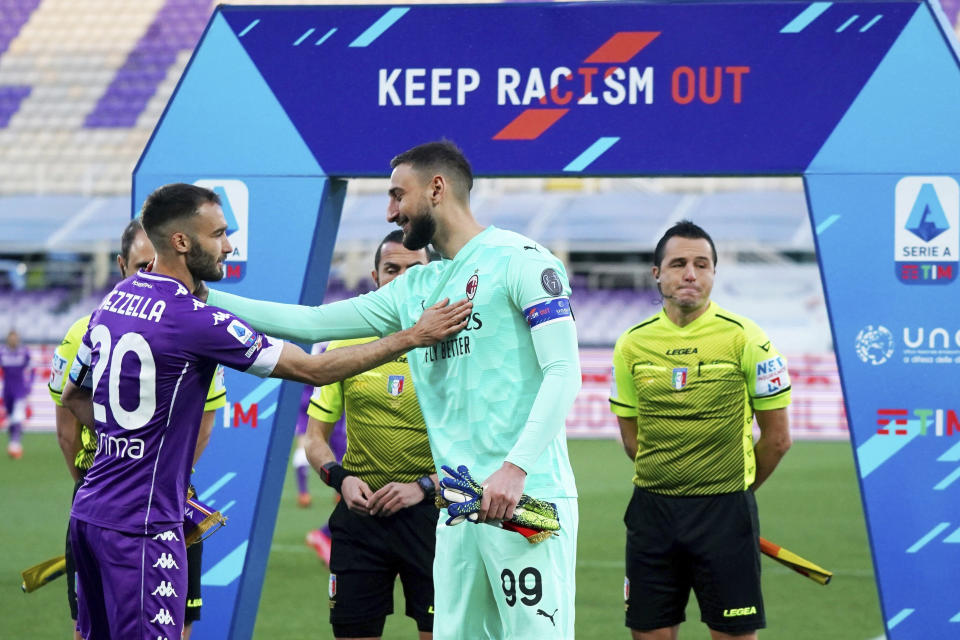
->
xmin=466 ymin=274 xmax=479 ymax=300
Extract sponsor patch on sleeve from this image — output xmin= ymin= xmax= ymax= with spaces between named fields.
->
xmin=523 ymin=297 xmax=573 ymax=330
xmin=755 ymin=356 xmax=790 ymax=397
xmin=540 ymin=268 xmax=564 ymax=296
xmin=227 ymin=319 xmax=256 ymax=348
xmin=49 ymin=352 xmax=68 ymax=392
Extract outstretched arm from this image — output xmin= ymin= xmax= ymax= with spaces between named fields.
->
xmin=206 ymin=289 xmax=379 ymax=343
xmin=270 ymin=298 xmax=471 ymax=387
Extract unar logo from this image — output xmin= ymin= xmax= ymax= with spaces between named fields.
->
xmin=855 ymin=325 xmax=894 ymax=365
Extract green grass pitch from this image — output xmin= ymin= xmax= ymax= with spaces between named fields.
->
xmin=0 ymin=435 xmax=882 ymax=639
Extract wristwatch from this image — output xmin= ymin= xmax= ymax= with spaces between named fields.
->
xmin=416 ymin=475 xmax=436 ymax=499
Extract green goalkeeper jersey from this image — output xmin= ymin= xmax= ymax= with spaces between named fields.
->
xmin=351 ymin=227 xmax=578 ymax=498
xmin=307 ymin=337 xmax=434 ymax=491
xmin=610 ymin=302 xmax=791 ymax=496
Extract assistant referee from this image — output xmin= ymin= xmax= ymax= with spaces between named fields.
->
xmin=304 ymin=230 xmax=437 ymax=640
xmin=609 ymin=220 xmax=792 ymax=640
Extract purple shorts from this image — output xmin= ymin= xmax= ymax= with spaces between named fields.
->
xmin=70 ymin=518 xmax=188 ymax=640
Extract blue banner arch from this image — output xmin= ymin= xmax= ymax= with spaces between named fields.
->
xmin=134 ymin=2 xmax=960 ymax=638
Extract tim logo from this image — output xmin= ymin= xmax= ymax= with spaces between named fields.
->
xmin=195 ymin=179 xmax=249 ymax=281
xmin=895 ymin=176 xmax=959 ymax=285
xmin=388 ymin=375 xmax=405 ymax=396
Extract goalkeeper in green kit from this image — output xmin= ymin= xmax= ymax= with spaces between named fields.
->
xmin=203 ymin=141 xmax=581 ymax=639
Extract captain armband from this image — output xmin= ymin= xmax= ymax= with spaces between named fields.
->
xmin=522 ymin=298 xmax=573 ymax=330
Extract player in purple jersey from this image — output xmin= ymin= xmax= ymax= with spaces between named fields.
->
xmin=1 ymin=329 xmax=33 ymax=459
xmin=60 ymin=183 xmax=471 ymax=640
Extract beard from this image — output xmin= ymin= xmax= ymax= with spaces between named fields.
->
xmin=186 ymin=239 xmax=224 ymax=282
xmin=403 ymin=201 xmax=436 ymax=251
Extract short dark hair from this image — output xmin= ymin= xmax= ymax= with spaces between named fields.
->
xmin=373 ymin=229 xmax=435 ymax=270
xmin=390 ymin=140 xmax=473 ymax=201
xmin=653 ymin=220 xmax=717 ymax=268
xmin=374 ymin=230 xmax=405 ymax=271
xmin=119 ymin=218 xmax=144 ymax=263
xmin=140 ymin=183 xmax=220 ymax=247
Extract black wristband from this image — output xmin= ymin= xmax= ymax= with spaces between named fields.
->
xmin=416 ymin=475 xmax=436 ymax=499
xmin=320 ymin=462 xmax=352 ymax=493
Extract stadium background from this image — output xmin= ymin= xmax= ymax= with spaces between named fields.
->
xmin=2 ymin=0 xmax=958 ymax=638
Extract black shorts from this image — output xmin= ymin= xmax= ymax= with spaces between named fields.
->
xmin=328 ymin=498 xmax=437 ymax=636
xmin=624 ymin=486 xmax=764 ymax=634
xmin=185 ymin=537 xmax=203 ymax=623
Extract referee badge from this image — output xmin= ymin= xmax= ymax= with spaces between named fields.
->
xmin=387 ymin=375 xmax=405 ymax=396
xmin=329 ymin=573 xmax=337 ymax=599
xmin=672 ymin=367 xmax=688 ymax=390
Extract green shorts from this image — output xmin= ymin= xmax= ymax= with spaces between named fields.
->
xmin=432 ymin=497 xmax=578 ymax=640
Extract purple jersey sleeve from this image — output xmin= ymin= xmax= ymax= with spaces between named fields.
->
xmin=70 ymin=271 xmax=282 ymax=535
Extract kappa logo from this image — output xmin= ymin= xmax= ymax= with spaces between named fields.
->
xmin=151 ymin=581 xmax=178 ymax=598
xmin=175 ymin=283 xmax=189 ymax=296
xmin=150 ymin=608 xmax=175 ymax=625
xmin=211 ymin=311 xmax=231 ymax=326
xmin=192 ymin=299 xmax=206 ymax=311
xmin=152 ymin=531 xmax=179 ymax=542
xmin=153 ymin=553 xmax=180 ymax=570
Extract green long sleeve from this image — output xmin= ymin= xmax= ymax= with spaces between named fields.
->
xmin=207 ymin=289 xmax=379 ymax=342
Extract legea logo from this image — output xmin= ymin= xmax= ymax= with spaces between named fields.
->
xmin=194 ymin=179 xmax=249 ymax=282
xmin=895 ymin=176 xmax=959 ymax=284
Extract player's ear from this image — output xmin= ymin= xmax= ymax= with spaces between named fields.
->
xmin=169 ymin=230 xmax=190 ymax=255
xmin=431 ymin=175 xmax=444 ymax=202
xmin=116 ymin=254 xmax=126 ymax=278
xmin=651 ymin=265 xmax=660 ymax=281
xmin=371 ymin=269 xmax=379 ymax=287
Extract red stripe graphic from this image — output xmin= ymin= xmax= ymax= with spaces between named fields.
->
xmin=493 ymin=108 xmax=569 ymax=140
xmin=584 ymin=31 xmax=660 ymax=64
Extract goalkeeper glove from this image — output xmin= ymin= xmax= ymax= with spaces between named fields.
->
xmin=437 ymin=464 xmax=482 ymax=525
xmin=436 ymin=464 xmax=561 ymax=543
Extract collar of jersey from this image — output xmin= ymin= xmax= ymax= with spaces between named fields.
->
xmin=424 ymin=226 xmax=495 ymax=307
xmin=137 ymin=270 xmax=191 ymax=290
xmin=442 ymin=225 xmax=495 ymax=263
xmin=658 ymin=301 xmax=716 ymax=332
